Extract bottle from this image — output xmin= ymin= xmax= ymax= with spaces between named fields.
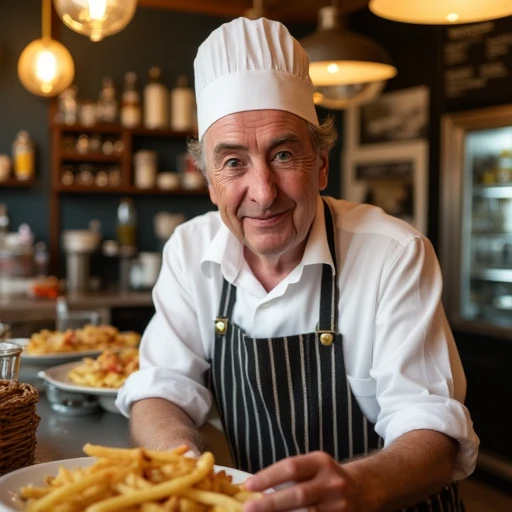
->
xmin=170 ymin=75 xmax=195 ymax=132
xmin=34 ymin=241 xmax=49 ymax=277
xmin=121 ymin=72 xmax=142 ymax=128
xmin=57 ymin=85 xmax=78 ymax=125
xmin=97 ymin=77 xmax=118 ymax=124
xmin=12 ymin=131 xmax=35 ymax=181
xmin=116 ymin=197 xmax=137 ymax=248
xmin=0 ymin=204 xmax=8 ymax=250
xmin=497 ymin=149 xmax=512 ymax=184
xmin=143 ymin=67 xmax=168 ymax=129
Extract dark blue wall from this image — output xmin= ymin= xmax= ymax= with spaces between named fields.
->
xmin=0 ymin=2 xmax=341 ymax=262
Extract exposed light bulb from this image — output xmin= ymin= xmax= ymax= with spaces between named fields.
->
xmin=54 ymin=0 xmax=137 ymax=42
xmin=88 ymin=0 xmax=107 ymax=21
xmin=35 ymin=50 xmax=57 ymax=85
xmin=446 ymin=13 xmax=459 ymax=22
xmin=327 ymin=63 xmax=339 ymax=74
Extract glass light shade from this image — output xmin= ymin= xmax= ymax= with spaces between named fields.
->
xmin=18 ymin=38 xmax=75 ymax=97
xmin=301 ymin=7 xmax=397 ymax=110
xmin=370 ymin=0 xmax=512 ymax=25
xmin=53 ymin=0 xmax=137 ymax=42
xmin=313 ymin=81 xmax=386 ymax=110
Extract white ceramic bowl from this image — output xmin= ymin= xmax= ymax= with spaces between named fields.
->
xmin=62 ymin=230 xmax=101 ymax=253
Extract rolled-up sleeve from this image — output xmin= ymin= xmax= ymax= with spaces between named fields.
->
xmin=116 ymin=234 xmax=212 ymax=426
xmin=371 ymin=235 xmax=479 ymax=480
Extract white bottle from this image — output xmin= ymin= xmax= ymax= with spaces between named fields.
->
xmin=143 ymin=67 xmax=168 ymax=129
xmin=170 ymin=75 xmax=195 ymax=132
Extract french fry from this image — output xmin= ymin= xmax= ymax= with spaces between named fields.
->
xmin=85 ymin=453 xmax=214 ymax=512
xmin=20 ymin=444 xmax=260 ymax=512
xmin=177 ymin=489 xmax=242 ymax=512
xmin=27 ymin=468 xmax=115 ymax=512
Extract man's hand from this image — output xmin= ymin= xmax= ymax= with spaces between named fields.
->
xmin=242 ymin=451 xmax=378 ymax=512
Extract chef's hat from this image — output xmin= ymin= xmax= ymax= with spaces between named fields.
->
xmin=194 ymin=17 xmax=319 ymax=140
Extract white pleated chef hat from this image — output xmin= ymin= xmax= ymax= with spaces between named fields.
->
xmin=194 ymin=17 xmax=319 ymax=140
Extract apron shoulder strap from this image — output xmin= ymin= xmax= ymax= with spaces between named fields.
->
xmin=318 ymin=198 xmax=338 ymax=334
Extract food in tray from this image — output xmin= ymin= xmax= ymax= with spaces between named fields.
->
xmin=19 ymin=443 xmax=260 ymax=512
xmin=25 ymin=325 xmax=141 ymax=355
xmin=67 ymin=348 xmax=139 ymax=389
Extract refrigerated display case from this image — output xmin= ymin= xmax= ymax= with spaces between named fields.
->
xmin=442 ymin=105 xmax=512 ymax=338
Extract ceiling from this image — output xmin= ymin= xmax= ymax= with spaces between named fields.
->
xmin=138 ymin=0 xmax=370 ymax=22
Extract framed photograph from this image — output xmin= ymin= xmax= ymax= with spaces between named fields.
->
xmin=342 ymin=105 xmax=429 ymax=234
xmin=358 ymin=85 xmax=429 ymax=145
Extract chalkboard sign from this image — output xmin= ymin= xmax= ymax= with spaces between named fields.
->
xmin=443 ymin=17 xmax=512 ymax=110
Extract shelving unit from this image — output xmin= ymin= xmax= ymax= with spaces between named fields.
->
xmin=56 ymin=184 xmax=208 ymax=195
xmin=0 ymin=178 xmax=36 ymax=187
xmin=49 ymin=117 xmax=207 ymax=273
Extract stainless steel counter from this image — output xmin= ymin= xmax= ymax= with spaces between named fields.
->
xmin=34 ymin=394 xmax=130 ymax=464
xmin=0 ymin=291 xmax=153 ymax=317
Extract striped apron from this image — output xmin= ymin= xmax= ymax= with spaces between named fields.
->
xmin=209 ymin=200 xmax=464 ymax=511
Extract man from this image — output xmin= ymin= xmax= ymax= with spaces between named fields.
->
xmin=117 ymin=17 xmax=479 ymax=511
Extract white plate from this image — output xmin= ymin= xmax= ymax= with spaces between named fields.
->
xmin=38 ymin=362 xmax=120 ymax=414
xmin=21 ymin=350 xmax=104 ymax=366
xmin=38 ymin=362 xmax=118 ymax=396
xmin=0 ymin=457 xmax=252 ymax=512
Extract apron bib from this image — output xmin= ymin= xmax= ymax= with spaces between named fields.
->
xmin=209 ymin=199 xmax=463 ymax=511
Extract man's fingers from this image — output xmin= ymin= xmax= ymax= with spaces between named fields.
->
xmin=243 ymin=480 xmax=325 ymax=512
xmin=245 ymin=452 xmax=331 ymax=492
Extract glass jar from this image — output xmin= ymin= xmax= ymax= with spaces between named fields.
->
xmin=79 ymin=99 xmax=97 ymax=126
xmin=12 ymin=131 xmax=35 ymax=181
xmin=0 ymin=342 xmax=21 ymax=382
xmin=134 ymin=150 xmax=157 ymax=189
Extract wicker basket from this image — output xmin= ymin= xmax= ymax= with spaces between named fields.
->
xmin=0 ymin=380 xmax=40 ymax=476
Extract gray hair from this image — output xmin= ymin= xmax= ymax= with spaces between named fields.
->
xmin=187 ymin=115 xmax=338 ymax=176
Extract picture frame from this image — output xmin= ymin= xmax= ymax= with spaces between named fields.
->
xmin=342 ymin=101 xmax=429 ymax=235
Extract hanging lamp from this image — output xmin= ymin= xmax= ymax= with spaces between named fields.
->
xmin=18 ymin=0 xmax=75 ymax=97
xmin=369 ymin=0 xmax=512 ymax=25
xmin=53 ymin=0 xmax=137 ymax=42
xmin=300 ymin=3 xmax=397 ymax=110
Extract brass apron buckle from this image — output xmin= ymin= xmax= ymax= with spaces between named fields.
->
xmin=317 ymin=330 xmax=336 ymax=346
xmin=215 ymin=317 xmax=229 ymax=335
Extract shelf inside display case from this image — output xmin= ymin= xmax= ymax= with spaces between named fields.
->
xmin=471 ymin=268 xmax=512 ymax=282
xmin=473 ymin=184 xmax=512 ymax=198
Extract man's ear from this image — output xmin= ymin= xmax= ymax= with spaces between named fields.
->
xmin=208 ymin=183 xmax=218 ymax=205
xmin=318 ymin=150 xmax=329 ymax=191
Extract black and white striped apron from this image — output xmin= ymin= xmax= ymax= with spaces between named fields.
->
xmin=209 ymin=200 xmax=464 ymax=511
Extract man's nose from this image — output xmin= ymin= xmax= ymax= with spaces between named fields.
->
xmin=248 ymin=164 xmax=277 ymax=208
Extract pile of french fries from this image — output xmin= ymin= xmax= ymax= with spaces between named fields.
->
xmin=67 ymin=349 xmax=139 ymax=389
xmin=20 ymin=444 xmax=260 ymax=512
xmin=26 ymin=326 xmax=140 ymax=355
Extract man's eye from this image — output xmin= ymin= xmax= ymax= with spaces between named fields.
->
xmin=225 ymin=158 xmax=241 ymax=168
xmin=274 ymin=151 xmax=292 ymax=162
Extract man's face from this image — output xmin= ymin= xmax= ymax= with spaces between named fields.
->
xmin=203 ymin=110 xmax=328 ymax=258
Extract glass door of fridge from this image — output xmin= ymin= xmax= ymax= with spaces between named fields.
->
xmin=463 ymin=127 xmax=512 ymax=329
xmin=442 ymin=106 xmax=512 ymax=338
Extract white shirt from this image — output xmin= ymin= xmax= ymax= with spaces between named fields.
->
xmin=117 ymin=196 xmax=479 ymax=480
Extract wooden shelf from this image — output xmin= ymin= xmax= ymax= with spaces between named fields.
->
xmin=129 ymin=127 xmax=196 ymax=138
xmin=53 ymin=123 xmax=123 ymax=134
xmin=60 ymin=152 xmax=122 ymax=162
xmin=52 ymin=123 xmax=196 ymax=139
xmin=0 ymin=178 xmax=35 ymax=187
xmin=56 ymin=184 xmax=208 ymax=195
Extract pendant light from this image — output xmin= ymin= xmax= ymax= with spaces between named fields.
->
xmin=369 ymin=0 xmax=512 ymax=25
xmin=53 ymin=0 xmax=137 ymax=42
xmin=300 ymin=3 xmax=397 ymax=110
xmin=18 ymin=0 xmax=75 ymax=97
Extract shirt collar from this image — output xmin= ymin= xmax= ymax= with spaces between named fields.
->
xmin=200 ymin=196 xmax=335 ymax=281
